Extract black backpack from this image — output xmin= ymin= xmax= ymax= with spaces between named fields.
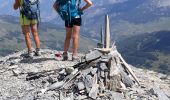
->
xmin=20 ymin=0 xmax=40 ymax=20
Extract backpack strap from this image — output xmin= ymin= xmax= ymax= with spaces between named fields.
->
xmin=20 ymin=0 xmax=29 ymax=25
xmin=77 ymin=0 xmax=81 ymax=9
xmin=68 ymin=0 xmax=71 ymax=23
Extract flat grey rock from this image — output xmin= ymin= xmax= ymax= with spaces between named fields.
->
xmin=120 ymin=71 xmax=134 ymax=87
xmin=85 ymin=50 xmax=102 ymax=61
xmin=89 ymin=83 xmax=99 ymax=99
xmin=100 ymin=62 xmax=108 ymax=71
xmin=149 ymin=87 xmax=169 ymax=100
xmin=77 ymin=82 xmax=85 ymax=90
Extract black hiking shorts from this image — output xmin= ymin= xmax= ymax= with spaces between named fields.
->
xmin=65 ymin=17 xmax=82 ymax=28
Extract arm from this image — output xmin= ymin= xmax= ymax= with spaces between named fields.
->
xmin=80 ymin=0 xmax=93 ymax=12
xmin=13 ymin=0 xmax=20 ymax=10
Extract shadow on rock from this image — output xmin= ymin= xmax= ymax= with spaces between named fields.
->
xmin=20 ymin=58 xmax=56 ymax=64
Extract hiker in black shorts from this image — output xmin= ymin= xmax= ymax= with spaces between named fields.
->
xmin=54 ymin=0 xmax=93 ymax=61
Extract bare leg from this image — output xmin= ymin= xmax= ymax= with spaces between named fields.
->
xmin=64 ymin=27 xmax=72 ymax=53
xmin=22 ymin=25 xmax=32 ymax=53
xmin=30 ymin=24 xmax=40 ymax=49
xmin=72 ymin=25 xmax=80 ymax=58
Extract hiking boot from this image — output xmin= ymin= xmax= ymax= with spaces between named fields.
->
xmin=72 ymin=55 xmax=79 ymax=63
xmin=62 ymin=52 xmax=68 ymax=61
xmin=24 ymin=52 xmax=34 ymax=58
xmin=34 ymin=48 xmax=41 ymax=56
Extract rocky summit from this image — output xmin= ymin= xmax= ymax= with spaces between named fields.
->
xmin=0 ymin=49 xmax=169 ymax=100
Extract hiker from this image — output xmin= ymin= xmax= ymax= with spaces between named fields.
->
xmin=53 ymin=0 xmax=93 ymax=61
xmin=13 ymin=0 xmax=41 ymax=57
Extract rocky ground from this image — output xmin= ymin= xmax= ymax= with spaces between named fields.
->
xmin=0 ymin=49 xmax=169 ymax=100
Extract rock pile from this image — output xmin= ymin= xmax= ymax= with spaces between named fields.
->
xmin=54 ymin=49 xmax=134 ymax=100
xmin=0 ymin=49 xmax=169 ymax=100
xmin=38 ymin=46 xmax=169 ymax=100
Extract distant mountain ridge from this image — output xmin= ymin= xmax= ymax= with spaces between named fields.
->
xmin=81 ymin=0 xmax=170 ymax=40
xmin=1 ymin=0 xmax=170 ymax=40
xmin=117 ymin=31 xmax=170 ymax=74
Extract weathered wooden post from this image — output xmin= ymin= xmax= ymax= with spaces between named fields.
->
xmin=104 ymin=15 xmax=111 ymax=49
xmin=95 ymin=15 xmax=112 ymax=53
xmin=101 ymin=28 xmax=104 ymax=48
xmin=97 ymin=28 xmax=104 ymax=48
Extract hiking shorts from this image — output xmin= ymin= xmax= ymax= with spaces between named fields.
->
xmin=20 ymin=14 xmax=38 ymax=26
xmin=65 ymin=17 xmax=82 ymax=28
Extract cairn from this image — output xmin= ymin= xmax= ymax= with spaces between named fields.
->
xmin=38 ymin=15 xmax=140 ymax=100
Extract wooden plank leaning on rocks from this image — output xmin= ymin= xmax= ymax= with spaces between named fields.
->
xmin=116 ymin=51 xmax=140 ymax=86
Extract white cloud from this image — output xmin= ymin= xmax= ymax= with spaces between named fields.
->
xmin=108 ymin=0 xmax=128 ymax=4
xmin=152 ymin=0 xmax=170 ymax=8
